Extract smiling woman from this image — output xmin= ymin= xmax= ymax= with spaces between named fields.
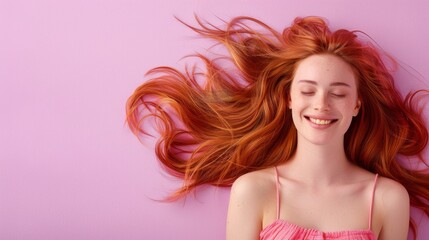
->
xmin=126 ymin=16 xmax=429 ymax=240
xmin=289 ymin=54 xmax=360 ymax=145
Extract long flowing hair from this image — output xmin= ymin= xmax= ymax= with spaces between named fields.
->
xmin=126 ymin=16 xmax=429 ymax=237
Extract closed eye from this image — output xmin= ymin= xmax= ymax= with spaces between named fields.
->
xmin=301 ymin=91 xmax=315 ymax=96
xmin=331 ymin=93 xmax=346 ymax=98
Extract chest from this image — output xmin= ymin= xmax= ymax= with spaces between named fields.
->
xmin=268 ymin=182 xmax=373 ymax=232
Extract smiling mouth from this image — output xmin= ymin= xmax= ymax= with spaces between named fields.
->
xmin=306 ymin=117 xmax=338 ymax=125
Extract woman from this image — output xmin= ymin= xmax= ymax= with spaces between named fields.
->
xmin=227 ymin=53 xmax=408 ymax=239
xmin=126 ymin=16 xmax=429 ymax=239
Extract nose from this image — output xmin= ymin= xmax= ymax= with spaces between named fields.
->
xmin=313 ymin=93 xmax=330 ymax=111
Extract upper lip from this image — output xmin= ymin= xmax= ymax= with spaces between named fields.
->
xmin=305 ymin=115 xmax=337 ymax=121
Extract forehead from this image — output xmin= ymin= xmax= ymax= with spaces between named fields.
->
xmin=293 ymin=54 xmax=357 ymax=87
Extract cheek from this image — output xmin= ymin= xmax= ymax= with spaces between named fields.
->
xmin=290 ymin=107 xmax=301 ymax=128
xmin=288 ymin=91 xmax=303 ymax=109
xmin=289 ymin=98 xmax=305 ymax=123
xmin=340 ymin=102 xmax=358 ymax=117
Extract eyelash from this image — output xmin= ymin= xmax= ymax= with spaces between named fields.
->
xmin=300 ymin=92 xmax=346 ymax=98
xmin=331 ymin=93 xmax=346 ymax=98
xmin=301 ymin=91 xmax=314 ymax=96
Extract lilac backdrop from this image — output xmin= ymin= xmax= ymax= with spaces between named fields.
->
xmin=1 ymin=0 xmax=428 ymax=239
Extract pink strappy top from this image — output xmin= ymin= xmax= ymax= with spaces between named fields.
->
xmin=260 ymin=168 xmax=378 ymax=240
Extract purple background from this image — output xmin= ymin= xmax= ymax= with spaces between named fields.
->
xmin=1 ymin=0 xmax=428 ymax=239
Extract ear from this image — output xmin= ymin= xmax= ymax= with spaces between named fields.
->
xmin=288 ymin=95 xmax=292 ymax=109
xmin=353 ymin=99 xmax=361 ymax=116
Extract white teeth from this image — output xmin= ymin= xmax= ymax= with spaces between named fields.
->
xmin=309 ymin=117 xmax=332 ymax=125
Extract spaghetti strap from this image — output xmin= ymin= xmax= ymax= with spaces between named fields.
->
xmin=261 ymin=171 xmax=378 ymax=240
xmin=368 ymin=174 xmax=379 ymax=230
xmin=274 ymin=167 xmax=280 ymax=220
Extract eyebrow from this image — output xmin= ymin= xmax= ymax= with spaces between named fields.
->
xmin=297 ymin=80 xmax=351 ymax=87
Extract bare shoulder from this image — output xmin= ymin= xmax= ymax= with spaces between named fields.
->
xmin=230 ymin=167 xmax=276 ymax=202
xmin=373 ymin=176 xmax=410 ymax=239
xmin=226 ymin=167 xmax=277 ymax=239
xmin=375 ymin=176 xmax=409 ymax=208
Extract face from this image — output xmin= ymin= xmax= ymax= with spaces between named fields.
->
xmin=289 ymin=54 xmax=360 ymax=146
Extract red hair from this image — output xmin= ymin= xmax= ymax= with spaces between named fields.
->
xmin=126 ymin=16 xmax=429 ymax=237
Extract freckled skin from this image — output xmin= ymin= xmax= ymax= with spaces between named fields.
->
xmin=289 ymin=54 xmax=360 ymax=146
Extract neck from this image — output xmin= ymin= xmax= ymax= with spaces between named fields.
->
xmin=284 ymin=136 xmax=353 ymax=186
